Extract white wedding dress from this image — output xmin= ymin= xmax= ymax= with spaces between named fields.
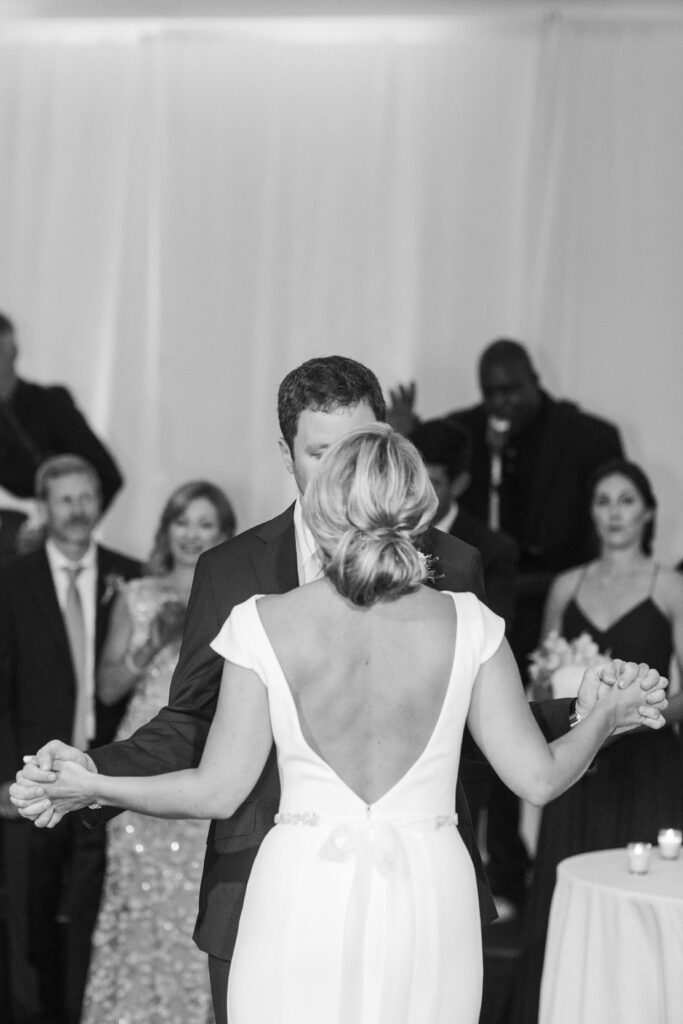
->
xmin=211 ymin=591 xmax=504 ymax=1024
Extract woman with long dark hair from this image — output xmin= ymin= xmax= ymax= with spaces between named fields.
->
xmin=514 ymin=458 xmax=683 ymax=1024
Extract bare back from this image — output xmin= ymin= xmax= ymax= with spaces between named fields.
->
xmin=256 ymin=580 xmax=458 ymax=805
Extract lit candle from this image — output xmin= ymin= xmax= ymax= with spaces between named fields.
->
xmin=627 ymin=842 xmax=651 ymax=874
xmin=657 ymin=829 xmax=682 ymax=860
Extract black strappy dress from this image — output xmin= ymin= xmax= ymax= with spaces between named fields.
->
xmin=513 ymin=582 xmax=683 ymax=1024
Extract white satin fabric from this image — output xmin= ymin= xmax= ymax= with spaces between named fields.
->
xmin=541 ymin=849 xmax=683 ymax=1024
xmin=211 ymin=591 xmax=504 ymax=1024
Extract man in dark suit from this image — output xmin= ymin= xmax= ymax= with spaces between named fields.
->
xmin=388 ymin=339 xmax=625 ymax=664
xmin=410 ymin=417 xmax=518 ymax=626
xmin=11 ymin=358 xmax=663 ymax=1024
xmin=0 ymin=453 xmax=140 ymax=1024
xmin=0 ymin=313 xmax=124 ymax=564
xmin=410 ymin=416 xmax=527 ymax=901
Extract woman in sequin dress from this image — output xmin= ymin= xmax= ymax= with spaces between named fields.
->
xmin=81 ymin=481 xmax=235 ymax=1024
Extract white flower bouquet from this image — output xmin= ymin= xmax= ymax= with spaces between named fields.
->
xmin=528 ymin=630 xmax=609 ymax=700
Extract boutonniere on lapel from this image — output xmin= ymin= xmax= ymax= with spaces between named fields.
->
xmin=415 ymin=542 xmax=439 ymax=584
xmin=101 ymin=572 xmax=126 ymax=607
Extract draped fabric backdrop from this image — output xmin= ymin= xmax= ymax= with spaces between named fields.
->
xmin=0 ymin=3 xmax=682 ymax=563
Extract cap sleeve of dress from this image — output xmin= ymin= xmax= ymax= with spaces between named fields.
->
xmin=210 ymin=596 xmax=266 ymax=682
xmin=478 ymin=599 xmax=506 ymax=663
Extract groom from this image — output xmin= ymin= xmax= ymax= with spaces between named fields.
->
xmin=12 ymin=356 xmax=667 ymax=1024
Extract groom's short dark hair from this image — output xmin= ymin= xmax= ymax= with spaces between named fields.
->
xmin=278 ymin=356 xmax=386 ymax=453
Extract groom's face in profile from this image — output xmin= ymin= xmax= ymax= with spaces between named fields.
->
xmin=279 ymin=400 xmax=377 ymax=495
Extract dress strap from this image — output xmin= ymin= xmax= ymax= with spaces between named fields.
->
xmin=570 ymin=564 xmax=590 ymax=602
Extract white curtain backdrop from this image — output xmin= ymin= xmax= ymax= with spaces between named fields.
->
xmin=0 ymin=5 xmax=682 ymax=562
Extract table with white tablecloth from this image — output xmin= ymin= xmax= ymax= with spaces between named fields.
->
xmin=540 ymin=848 xmax=683 ymax=1024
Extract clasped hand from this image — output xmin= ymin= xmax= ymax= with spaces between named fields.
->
xmin=576 ymin=659 xmax=668 ymax=734
xmin=9 ymin=745 xmax=98 ymax=829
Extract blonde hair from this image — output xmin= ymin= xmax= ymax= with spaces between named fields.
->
xmin=303 ymin=424 xmax=438 ymax=606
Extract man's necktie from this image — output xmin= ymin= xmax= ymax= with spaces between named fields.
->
xmin=64 ymin=565 xmax=89 ymax=750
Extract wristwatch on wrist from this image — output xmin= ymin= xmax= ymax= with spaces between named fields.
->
xmin=568 ymin=699 xmax=584 ymax=729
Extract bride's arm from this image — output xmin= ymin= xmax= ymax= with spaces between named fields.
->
xmin=467 ymin=640 xmax=665 ymax=807
xmin=41 ymin=659 xmax=272 ymax=822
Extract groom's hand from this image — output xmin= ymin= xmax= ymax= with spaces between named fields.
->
xmin=9 ymin=740 xmax=97 ymax=828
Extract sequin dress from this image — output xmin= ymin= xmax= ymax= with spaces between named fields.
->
xmin=81 ymin=577 xmax=214 ymax=1024
xmin=211 ymin=592 xmax=505 ymax=1024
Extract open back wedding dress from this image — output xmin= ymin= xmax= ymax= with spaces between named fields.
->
xmin=211 ymin=591 xmax=504 ymax=1024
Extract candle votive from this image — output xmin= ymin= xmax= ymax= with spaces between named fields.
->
xmin=657 ymin=829 xmax=682 ymax=860
xmin=627 ymin=842 xmax=651 ymax=874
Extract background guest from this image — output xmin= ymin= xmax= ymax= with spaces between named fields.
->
xmin=0 ymin=454 xmax=140 ymax=1024
xmin=410 ymin=416 xmax=523 ymax=918
xmin=512 ymin=458 xmax=683 ymax=1024
xmin=0 ymin=313 xmax=123 ymax=562
xmin=389 ymin=338 xmax=625 ymax=665
xmin=388 ymin=339 xmax=624 ymax=912
xmin=81 ymin=480 xmax=235 ymax=1024
xmin=410 ymin=417 xmax=518 ymax=624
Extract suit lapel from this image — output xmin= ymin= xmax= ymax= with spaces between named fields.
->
xmin=251 ymin=505 xmax=299 ymax=595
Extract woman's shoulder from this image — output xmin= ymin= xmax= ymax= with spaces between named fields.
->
xmin=440 ymin=590 xmax=505 ymax=660
xmin=654 ymin=564 xmax=683 ymax=610
xmin=550 ymin=564 xmax=590 ymax=599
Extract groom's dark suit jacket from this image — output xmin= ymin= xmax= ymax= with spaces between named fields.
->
xmin=89 ymin=505 xmax=572 ymax=960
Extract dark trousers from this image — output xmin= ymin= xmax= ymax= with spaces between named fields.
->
xmin=461 ymin=762 xmax=531 ymax=908
xmin=209 ymin=954 xmax=231 ymax=1024
xmin=2 ymin=814 xmax=106 ymax=1024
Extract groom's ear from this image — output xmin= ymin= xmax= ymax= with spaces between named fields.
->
xmin=278 ymin=437 xmax=294 ymax=477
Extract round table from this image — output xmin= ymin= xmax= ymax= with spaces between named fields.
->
xmin=539 ymin=848 xmax=683 ymax=1024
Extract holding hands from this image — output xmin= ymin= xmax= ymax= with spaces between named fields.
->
xmin=575 ymin=659 xmax=668 ymax=733
xmin=10 ymin=742 xmax=97 ymax=828
xmin=9 ymin=658 xmax=668 ymax=829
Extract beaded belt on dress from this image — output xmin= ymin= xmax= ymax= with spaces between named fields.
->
xmin=274 ymin=810 xmax=457 ymax=829
xmin=273 ymin=809 xmax=459 ymax=1024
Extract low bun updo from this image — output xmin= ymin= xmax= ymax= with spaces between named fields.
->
xmin=303 ymin=424 xmax=438 ymax=606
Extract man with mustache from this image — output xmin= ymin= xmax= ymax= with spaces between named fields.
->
xmin=0 ymin=453 xmax=140 ymax=1024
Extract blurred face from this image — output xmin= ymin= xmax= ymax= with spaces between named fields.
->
xmin=426 ymin=463 xmax=454 ymax=522
xmin=168 ymin=497 xmax=226 ymax=569
xmin=591 ymin=473 xmax=652 ymax=551
xmin=479 ymin=360 xmax=541 ymax=434
xmin=279 ymin=400 xmax=377 ymax=495
xmin=43 ymin=472 xmax=101 ymax=553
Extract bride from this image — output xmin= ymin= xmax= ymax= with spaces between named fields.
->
xmin=33 ymin=425 xmax=666 ymax=1024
